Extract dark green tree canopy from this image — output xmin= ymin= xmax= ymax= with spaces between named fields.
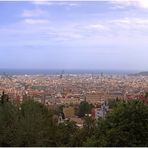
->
xmin=0 ymin=94 xmax=148 ymax=147
xmin=77 ymin=101 xmax=93 ymax=117
xmin=85 ymin=100 xmax=148 ymax=147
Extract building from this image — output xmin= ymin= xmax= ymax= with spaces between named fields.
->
xmin=63 ymin=106 xmax=75 ymax=118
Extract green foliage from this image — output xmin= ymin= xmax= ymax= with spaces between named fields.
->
xmin=0 ymin=91 xmax=9 ymax=104
xmin=0 ymin=102 xmax=19 ymax=146
xmin=145 ymin=92 xmax=148 ymax=98
xmin=70 ymin=116 xmax=97 ymax=147
xmin=87 ymin=100 xmax=148 ymax=147
xmin=77 ymin=101 xmax=93 ymax=117
xmin=83 ymin=116 xmax=96 ymax=137
xmin=55 ymin=120 xmax=79 ymax=146
xmin=54 ymin=105 xmax=64 ymax=115
xmin=0 ymin=95 xmax=148 ymax=147
xmin=0 ymin=99 xmax=78 ymax=147
xmin=108 ymin=98 xmax=122 ymax=109
xmin=83 ymin=136 xmax=97 ymax=147
xmin=0 ymin=99 xmax=56 ymax=146
xmin=14 ymin=100 xmax=56 ymax=146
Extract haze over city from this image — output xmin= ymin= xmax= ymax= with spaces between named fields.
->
xmin=0 ymin=1 xmax=148 ymax=147
xmin=0 ymin=0 xmax=148 ymax=71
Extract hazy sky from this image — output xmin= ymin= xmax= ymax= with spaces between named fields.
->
xmin=0 ymin=0 xmax=148 ymax=71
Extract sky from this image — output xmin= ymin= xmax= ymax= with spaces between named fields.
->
xmin=0 ymin=0 xmax=148 ymax=71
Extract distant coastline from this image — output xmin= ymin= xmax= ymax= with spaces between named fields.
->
xmin=130 ymin=71 xmax=148 ymax=76
xmin=0 ymin=69 xmax=139 ymax=75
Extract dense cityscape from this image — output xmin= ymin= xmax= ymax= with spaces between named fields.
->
xmin=1 ymin=73 xmax=148 ymax=105
xmin=0 ymin=72 xmax=148 ymax=123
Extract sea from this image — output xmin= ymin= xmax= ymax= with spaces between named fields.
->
xmin=0 ymin=69 xmax=139 ymax=75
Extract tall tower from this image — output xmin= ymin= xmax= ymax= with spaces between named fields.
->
xmin=60 ymin=70 xmax=64 ymax=79
xmin=101 ymin=72 xmax=104 ymax=83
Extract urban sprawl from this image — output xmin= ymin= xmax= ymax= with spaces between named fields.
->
xmin=0 ymin=73 xmax=148 ymax=126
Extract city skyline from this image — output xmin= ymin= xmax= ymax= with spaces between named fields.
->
xmin=0 ymin=0 xmax=148 ymax=71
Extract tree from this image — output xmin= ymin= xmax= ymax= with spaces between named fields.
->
xmin=55 ymin=120 xmax=79 ymax=146
xmin=0 ymin=101 xmax=19 ymax=146
xmin=14 ymin=100 xmax=56 ymax=146
xmin=1 ymin=96 xmax=147 ymax=147
xmin=70 ymin=116 xmax=97 ymax=147
xmin=0 ymin=99 xmax=68 ymax=146
xmin=0 ymin=91 xmax=9 ymax=104
xmin=107 ymin=98 xmax=121 ymax=109
xmin=88 ymin=100 xmax=148 ymax=147
xmin=77 ymin=101 xmax=93 ymax=117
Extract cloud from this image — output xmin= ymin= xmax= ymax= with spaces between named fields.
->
xmin=110 ymin=17 xmax=148 ymax=28
xmin=23 ymin=18 xmax=50 ymax=25
xmin=22 ymin=8 xmax=47 ymax=18
xmin=111 ymin=0 xmax=148 ymax=9
xmin=2 ymin=0 xmax=148 ymax=48
xmin=84 ymin=24 xmax=108 ymax=31
xmin=31 ymin=1 xmax=53 ymax=5
xmin=138 ymin=0 xmax=148 ymax=8
xmin=31 ymin=1 xmax=79 ymax=7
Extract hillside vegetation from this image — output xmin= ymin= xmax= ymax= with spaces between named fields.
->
xmin=0 ymin=95 xmax=148 ymax=147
